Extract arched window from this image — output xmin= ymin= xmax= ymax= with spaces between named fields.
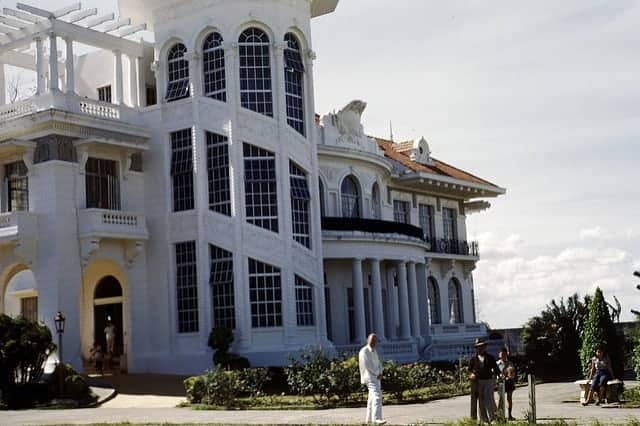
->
xmin=318 ymin=178 xmax=326 ymax=217
xmin=427 ymin=277 xmax=441 ymax=324
xmin=284 ymin=33 xmax=305 ymax=135
xmin=341 ymin=175 xmax=360 ymax=218
xmin=448 ymin=278 xmax=463 ymax=324
xmin=166 ymin=43 xmax=190 ymax=102
xmin=238 ymin=28 xmax=273 ymax=116
xmin=371 ymin=182 xmax=381 ymax=219
xmin=203 ymin=32 xmax=226 ymax=101
xmin=94 ymin=276 xmax=123 ymax=299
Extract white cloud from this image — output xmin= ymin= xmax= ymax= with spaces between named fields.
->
xmin=579 ymin=226 xmax=606 ymax=240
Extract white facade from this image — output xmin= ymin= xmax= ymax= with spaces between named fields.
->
xmin=0 ymin=0 xmax=504 ymax=374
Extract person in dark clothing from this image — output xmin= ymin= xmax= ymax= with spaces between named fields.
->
xmin=468 ymin=338 xmax=500 ymax=423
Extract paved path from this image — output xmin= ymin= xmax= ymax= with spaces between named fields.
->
xmin=4 ymin=380 xmax=640 ymax=425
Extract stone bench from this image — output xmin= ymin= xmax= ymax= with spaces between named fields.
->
xmin=575 ymin=379 xmax=623 ymax=404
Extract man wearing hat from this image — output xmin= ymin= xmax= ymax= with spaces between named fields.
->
xmin=468 ymin=338 xmax=500 ymax=423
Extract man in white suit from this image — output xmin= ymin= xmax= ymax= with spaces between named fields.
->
xmin=359 ymin=333 xmax=386 ymax=424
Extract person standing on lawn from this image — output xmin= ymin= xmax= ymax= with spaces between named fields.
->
xmin=359 ymin=333 xmax=386 ymax=425
xmin=468 ymin=338 xmax=500 ymax=423
xmin=497 ymin=347 xmax=516 ymax=420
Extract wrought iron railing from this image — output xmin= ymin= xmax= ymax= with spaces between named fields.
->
xmin=321 ymin=217 xmax=479 ymax=257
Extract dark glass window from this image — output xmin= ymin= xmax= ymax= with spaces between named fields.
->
xmin=318 ymin=179 xmax=326 ymax=217
xmin=427 ymin=277 xmax=441 ymax=324
xmin=443 ymin=207 xmax=458 ymax=241
xmin=170 ymin=129 xmax=194 ymax=212
xmin=95 ymin=276 xmax=123 ymax=299
xmin=393 ymin=200 xmax=410 ymax=224
xmin=284 ymin=33 xmax=305 ymax=135
xmin=448 ymin=278 xmax=463 ymax=324
xmin=206 ymin=132 xmax=231 ymax=216
xmin=419 ymin=204 xmax=435 ymax=240
xmin=371 ymin=183 xmax=381 ymax=219
xmin=210 ymin=244 xmax=235 ymax=329
xmin=290 ymin=162 xmax=311 ymax=248
xmin=20 ymin=297 xmax=37 ymax=322
xmin=248 ymin=258 xmax=282 ymax=328
xmin=98 ymin=85 xmax=112 ymax=103
xmin=341 ymin=175 xmax=360 ymax=218
xmin=86 ymin=158 xmax=120 ymax=210
xmin=243 ymin=143 xmax=278 ymax=232
xmin=146 ymin=85 xmax=157 ymax=106
xmin=166 ymin=43 xmax=190 ymax=102
xmin=176 ymin=241 xmax=198 ymax=333
xmin=203 ymin=32 xmax=226 ymax=102
xmin=295 ymin=275 xmax=314 ymax=326
xmin=238 ymin=28 xmax=273 ymax=116
xmin=5 ymin=161 xmax=28 ymax=212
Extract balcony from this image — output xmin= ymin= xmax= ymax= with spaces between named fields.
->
xmin=426 ymin=238 xmax=479 ymax=257
xmin=78 ymin=209 xmax=148 ymax=241
xmin=0 ymin=211 xmax=38 ymax=244
xmin=321 ymin=217 xmax=424 ymax=240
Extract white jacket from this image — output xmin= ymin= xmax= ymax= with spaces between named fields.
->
xmin=359 ymin=344 xmax=383 ymax=384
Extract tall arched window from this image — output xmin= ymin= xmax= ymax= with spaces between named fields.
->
xmin=166 ymin=43 xmax=190 ymax=102
xmin=341 ymin=175 xmax=360 ymax=218
xmin=371 ymin=182 xmax=381 ymax=219
xmin=318 ymin=178 xmax=326 ymax=217
xmin=284 ymin=33 xmax=305 ymax=135
xmin=427 ymin=277 xmax=441 ymax=324
xmin=203 ymin=32 xmax=226 ymax=101
xmin=448 ymin=278 xmax=463 ymax=324
xmin=238 ymin=28 xmax=273 ymax=117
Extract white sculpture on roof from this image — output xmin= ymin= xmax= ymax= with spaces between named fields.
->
xmin=411 ymin=137 xmax=433 ymax=165
xmin=320 ymin=100 xmax=382 ymax=155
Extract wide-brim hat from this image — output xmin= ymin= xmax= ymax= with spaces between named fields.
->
xmin=474 ymin=338 xmax=488 ymax=348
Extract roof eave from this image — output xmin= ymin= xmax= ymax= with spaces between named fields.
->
xmin=311 ymin=0 xmax=339 ymax=18
xmin=399 ymin=171 xmax=507 ymax=198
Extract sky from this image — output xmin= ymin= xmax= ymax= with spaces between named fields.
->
xmin=10 ymin=0 xmax=640 ymax=328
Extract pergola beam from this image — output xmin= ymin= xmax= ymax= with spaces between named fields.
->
xmin=16 ymin=3 xmax=54 ymax=19
xmin=52 ymin=3 xmax=82 ymax=19
xmin=0 ymin=49 xmax=64 ymax=71
xmin=85 ymin=13 xmax=114 ymax=28
xmin=2 ymin=8 xmax=41 ymax=24
xmin=51 ymin=19 xmax=144 ymax=56
xmin=0 ymin=15 xmax=30 ymax=29
xmin=119 ymin=23 xmax=146 ymax=38
xmin=102 ymin=18 xmax=130 ymax=33
xmin=67 ymin=8 xmax=97 ymax=23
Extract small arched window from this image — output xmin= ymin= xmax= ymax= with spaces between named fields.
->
xmin=427 ymin=277 xmax=441 ymax=324
xmin=238 ymin=28 xmax=273 ymax=116
xmin=371 ymin=183 xmax=381 ymax=219
xmin=166 ymin=43 xmax=190 ymax=102
xmin=318 ymin=178 xmax=326 ymax=217
xmin=341 ymin=175 xmax=360 ymax=218
xmin=94 ymin=276 xmax=123 ymax=299
xmin=203 ymin=32 xmax=226 ymax=101
xmin=284 ymin=33 xmax=305 ymax=135
xmin=448 ymin=278 xmax=463 ymax=324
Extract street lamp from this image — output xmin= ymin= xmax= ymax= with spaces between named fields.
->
xmin=54 ymin=311 xmax=66 ymax=397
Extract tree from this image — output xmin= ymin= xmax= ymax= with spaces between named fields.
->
xmin=580 ymin=287 xmax=624 ymax=378
xmin=521 ymin=294 xmax=589 ymax=378
xmin=6 ymin=72 xmax=35 ymax=104
xmin=633 ymin=271 xmax=640 ymax=379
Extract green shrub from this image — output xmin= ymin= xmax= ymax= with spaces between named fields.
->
xmin=201 ymin=366 xmax=242 ymax=407
xmin=64 ymin=374 xmax=91 ymax=403
xmin=239 ymin=367 xmax=270 ymax=398
xmin=634 ymin=334 xmax=640 ymax=380
xmin=207 ymin=326 xmax=250 ymax=370
xmin=381 ymin=360 xmax=410 ymax=400
xmin=184 ymin=375 xmax=206 ymax=403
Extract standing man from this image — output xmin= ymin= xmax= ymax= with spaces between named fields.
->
xmin=469 ymin=338 xmax=499 ymax=423
xmin=359 ymin=333 xmax=386 ymax=425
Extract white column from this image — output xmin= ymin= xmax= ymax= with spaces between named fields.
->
xmin=136 ymin=57 xmax=146 ymax=107
xmin=113 ymin=50 xmax=123 ymax=104
xmin=407 ymin=261 xmax=421 ymax=339
xmin=369 ymin=258 xmax=385 ymax=340
xmin=0 ymin=62 xmax=6 ymax=104
xmin=397 ymin=261 xmax=411 ymax=340
xmin=385 ymin=266 xmax=398 ymax=340
xmin=36 ymin=38 xmax=46 ymax=95
xmin=64 ymin=37 xmax=74 ymax=94
xmin=352 ymin=258 xmax=366 ymax=344
xmin=49 ymin=34 xmax=59 ymax=91
xmin=128 ymin=55 xmax=139 ymax=107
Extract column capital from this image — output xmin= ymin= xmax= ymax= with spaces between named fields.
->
xmin=306 ymin=49 xmax=317 ymax=61
xmin=273 ymin=41 xmax=287 ymax=51
xmin=367 ymin=257 xmax=381 ymax=263
xmin=395 ymin=260 xmax=407 ymax=267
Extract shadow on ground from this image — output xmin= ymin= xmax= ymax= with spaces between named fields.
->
xmin=88 ymin=373 xmax=188 ymax=397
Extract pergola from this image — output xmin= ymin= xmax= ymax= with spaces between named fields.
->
xmin=0 ymin=2 xmax=147 ymax=106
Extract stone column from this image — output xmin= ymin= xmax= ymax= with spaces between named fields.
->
xmin=113 ymin=50 xmax=123 ymax=104
xmin=136 ymin=57 xmax=146 ymax=107
xmin=385 ymin=266 xmax=398 ymax=340
xmin=128 ymin=55 xmax=139 ymax=107
xmin=407 ymin=261 xmax=421 ymax=339
xmin=0 ymin=62 xmax=5 ymax=105
xmin=369 ymin=258 xmax=385 ymax=340
xmin=64 ymin=37 xmax=74 ymax=94
xmin=397 ymin=261 xmax=411 ymax=340
xmin=352 ymin=258 xmax=366 ymax=343
xmin=35 ymin=38 xmax=46 ymax=95
xmin=49 ymin=34 xmax=59 ymax=91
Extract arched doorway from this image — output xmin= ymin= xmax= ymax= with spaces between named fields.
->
xmin=93 ymin=276 xmax=124 ymax=360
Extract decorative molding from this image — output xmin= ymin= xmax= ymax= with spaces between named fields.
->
xmin=22 ymin=148 xmax=34 ymax=172
xmin=80 ymin=237 xmax=101 ymax=266
xmin=462 ymin=261 xmax=477 ymax=280
xmin=124 ymin=240 xmax=144 ymax=267
xmin=33 ymin=135 xmax=78 ymax=164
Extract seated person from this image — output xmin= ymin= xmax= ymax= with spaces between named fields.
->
xmin=583 ymin=345 xmax=615 ymax=405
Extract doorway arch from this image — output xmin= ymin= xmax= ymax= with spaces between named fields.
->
xmin=93 ymin=276 xmax=124 ymax=359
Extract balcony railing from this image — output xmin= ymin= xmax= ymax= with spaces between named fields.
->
xmin=78 ymin=209 xmax=148 ymax=240
xmin=321 ymin=217 xmax=424 ymax=240
xmin=321 ymin=217 xmax=479 ymax=257
xmin=0 ymin=211 xmax=38 ymax=243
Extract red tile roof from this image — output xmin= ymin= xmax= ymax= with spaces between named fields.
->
xmin=375 ymin=138 xmax=500 ymax=188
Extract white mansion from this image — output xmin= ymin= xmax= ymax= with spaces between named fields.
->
xmin=0 ymin=0 xmax=505 ymax=374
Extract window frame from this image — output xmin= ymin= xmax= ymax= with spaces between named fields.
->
xmin=427 ymin=277 xmax=441 ymax=325
xmin=448 ymin=278 xmax=463 ymax=324
xmin=170 ymin=129 xmax=195 ymax=212
xmin=5 ymin=161 xmax=29 ymax=212
xmin=165 ymin=43 xmax=190 ymax=102
xmin=248 ymin=257 xmax=282 ymax=328
xmin=202 ymin=32 xmax=226 ymax=102
xmin=175 ymin=241 xmax=199 ymax=333
xmin=393 ymin=199 xmax=410 ymax=224
xmin=210 ymin=244 xmax=235 ymax=329
xmin=85 ymin=157 xmax=121 ymax=211
xmin=243 ymin=143 xmax=278 ymax=232
xmin=295 ymin=275 xmax=315 ymax=327
xmin=289 ymin=161 xmax=311 ymax=249
xmin=340 ymin=175 xmax=361 ymax=218
xmin=283 ymin=33 xmax=305 ymax=135
xmin=206 ymin=131 xmax=231 ymax=216
xmin=238 ymin=28 xmax=273 ymax=117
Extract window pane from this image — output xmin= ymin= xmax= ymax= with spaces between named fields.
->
xmin=176 ymin=241 xmax=199 ymax=333
xmin=248 ymin=258 xmax=282 ymax=328
xmin=243 ymin=143 xmax=278 ymax=232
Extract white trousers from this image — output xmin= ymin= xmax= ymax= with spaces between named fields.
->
xmin=366 ymin=378 xmax=383 ymax=422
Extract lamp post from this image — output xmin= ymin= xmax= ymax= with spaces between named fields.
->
xmin=54 ymin=311 xmax=66 ymax=396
